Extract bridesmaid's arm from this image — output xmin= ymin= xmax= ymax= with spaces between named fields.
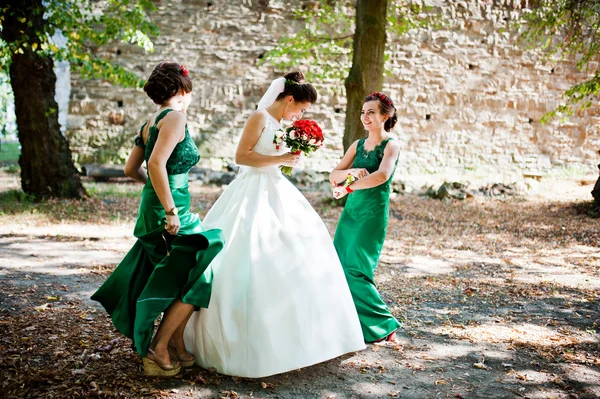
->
xmin=147 ymin=111 xmax=186 ymax=212
xmin=124 ymin=145 xmax=148 ymax=183
xmin=329 ymin=141 xmax=369 ymax=185
xmin=333 ymin=141 xmax=400 ymax=199
xmin=235 ymin=111 xmax=299 ymax=168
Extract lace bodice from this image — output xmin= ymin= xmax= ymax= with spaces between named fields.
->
xmin=353 ymin=138 xmax=393 ymax=173
xmin=134 ymin=109 xmax=200 ymax=175
xmin=343 ymin=137 xmax=398 ymax=218
xmin=240 ymin=112 xmax=288 ymax=175
xmin=352 ymin=137 xmax=397 ymax=192
xmin=252 ymin=112 xmax=288 ymax=157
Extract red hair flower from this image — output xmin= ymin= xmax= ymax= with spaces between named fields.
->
xmin=370 ymin=92 xmax=393 ymax=107
xmin=180 ymin=65 xmax=189 ymax=77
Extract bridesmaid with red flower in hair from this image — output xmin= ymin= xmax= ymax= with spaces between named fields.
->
xmin=91 ymin=62 xmax=224 ymax=377
xmin=330 ymin=92 xmax=402 ymax=343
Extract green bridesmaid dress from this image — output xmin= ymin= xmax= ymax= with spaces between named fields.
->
xmin=91 ymin=109 xmax=224 ymax=357
xmin=333 ymin=137 xmax=401 ymax=343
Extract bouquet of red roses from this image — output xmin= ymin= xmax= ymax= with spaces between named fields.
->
xmin=273 ymin=119 xmax=324 ymax=175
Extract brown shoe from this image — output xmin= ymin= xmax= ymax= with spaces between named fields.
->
xmin=168 ymin=345 xmax=195 ymax=368
xmin=143 ymin=348 xmax=181 ymax=377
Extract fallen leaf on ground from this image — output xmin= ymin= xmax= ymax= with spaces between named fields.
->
xmin=473 ymin=362 xmax=490 ymax=370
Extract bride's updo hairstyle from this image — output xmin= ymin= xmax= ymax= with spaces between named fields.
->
xmin=143 ymin=62 xmax=192 ymax=105
xmin=276 ymin=71 xmax=318 ymax=104
xmin=365 ymin=92 xmax=398 ymax=132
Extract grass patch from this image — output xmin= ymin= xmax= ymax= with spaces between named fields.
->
xmin=0 ymin=141 xmax=20 ymax=165
xmin=4 ymin=164 xmax=20 ymax=174
xmin=0 ymin=183 xmax=141 ymax=224
xmin=85 ymin=181 xmax=142 ymax=200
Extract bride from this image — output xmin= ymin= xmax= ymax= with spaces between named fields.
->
xmin=183 ymin=71 xmax=365 ymax=378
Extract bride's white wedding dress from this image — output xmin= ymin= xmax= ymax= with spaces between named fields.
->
xmin=183 ymin=112 xmax=365 ymax=378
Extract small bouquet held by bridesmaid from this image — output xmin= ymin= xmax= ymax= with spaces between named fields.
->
xmin=342 ymin=173 xmax=356 ymax=187
xmin=331 ymin=173 xmax=357 ymax=200
xmin=273 ymin=119 xmax=324 ymax=175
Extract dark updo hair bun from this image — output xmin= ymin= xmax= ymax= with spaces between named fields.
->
xmin=385 ymin=111 xmax=398 ymax=132
xmin=143 ymin=62 xmax=193 ymax=105
xmin=365 ymin=92 xmax=397 ymax=132
xmin=276 ymin=70 xmax=318 ymax=104
xmin=285 ymin=71 xmax=304 ymax=83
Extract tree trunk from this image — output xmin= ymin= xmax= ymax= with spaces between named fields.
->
xmin=343 ymin=0 xmax=388 ymax=151
xmin=592 ymin=163 xmax=600 ymax=212
xmin=1 ymin=0 xmax=86 ymax=199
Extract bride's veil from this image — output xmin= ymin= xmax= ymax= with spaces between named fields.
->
xmin=257 ymin=77 xmax=286 ymax=110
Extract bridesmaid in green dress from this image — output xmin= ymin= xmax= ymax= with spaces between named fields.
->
xmin=330 ymin=92 xmax=401 ymax=343
xmin=91 ymin=62 xmax=224 ymax=376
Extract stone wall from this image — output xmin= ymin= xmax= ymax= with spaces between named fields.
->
xmin=67 ymin=0 xmax=600 ymax=185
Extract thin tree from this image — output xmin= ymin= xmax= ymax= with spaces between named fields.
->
xmin=263 ymin=0 xmax=432 ymax=151
xmin=0 ymin=0 xmax=157 ymax=199
xmin=343 ymin=0 xmax=388 ymax=150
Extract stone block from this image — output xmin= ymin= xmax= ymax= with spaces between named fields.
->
xmin=67 ymin=115 xmax=87 ymax=129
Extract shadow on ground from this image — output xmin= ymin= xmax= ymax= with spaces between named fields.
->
xmin=0 ymin=193 xmax=598 ymax=398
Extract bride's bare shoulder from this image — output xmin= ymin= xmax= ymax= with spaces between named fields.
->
xmin=244 ymin=109 xmax=269 ymax=128
xmin=249 ymin=109 xmax=269 ymax=121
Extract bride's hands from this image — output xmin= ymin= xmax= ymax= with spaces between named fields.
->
xmin=332 ymin=186 xmax=349 ymax=200
xmin=279 ymin=152 xmax=302 ymax=167
xmin=165 ymin=214 xmax=180 ymax=235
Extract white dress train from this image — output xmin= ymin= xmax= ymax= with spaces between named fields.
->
xmin=184 ymin=113 xmax=365 ymax=378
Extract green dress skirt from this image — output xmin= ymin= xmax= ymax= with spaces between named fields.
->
xmin=333 ymin=137 xmax=401 ymax=342
xmin=91 ymin=109 xmax=224 ymax=357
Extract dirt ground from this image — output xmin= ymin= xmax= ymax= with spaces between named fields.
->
xmin=0 ymin=172 xmax=598 ymax=399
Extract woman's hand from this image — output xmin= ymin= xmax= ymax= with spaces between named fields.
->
xmin=350 ymin=168 xmax=369 ymax=180
xmin=165 ymin=214 xmax=180 ymax=235
xmin=333 ymin=186 xmax=349 ymax=200
xmin=279 ymin=152 xmax=302 ymax=167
